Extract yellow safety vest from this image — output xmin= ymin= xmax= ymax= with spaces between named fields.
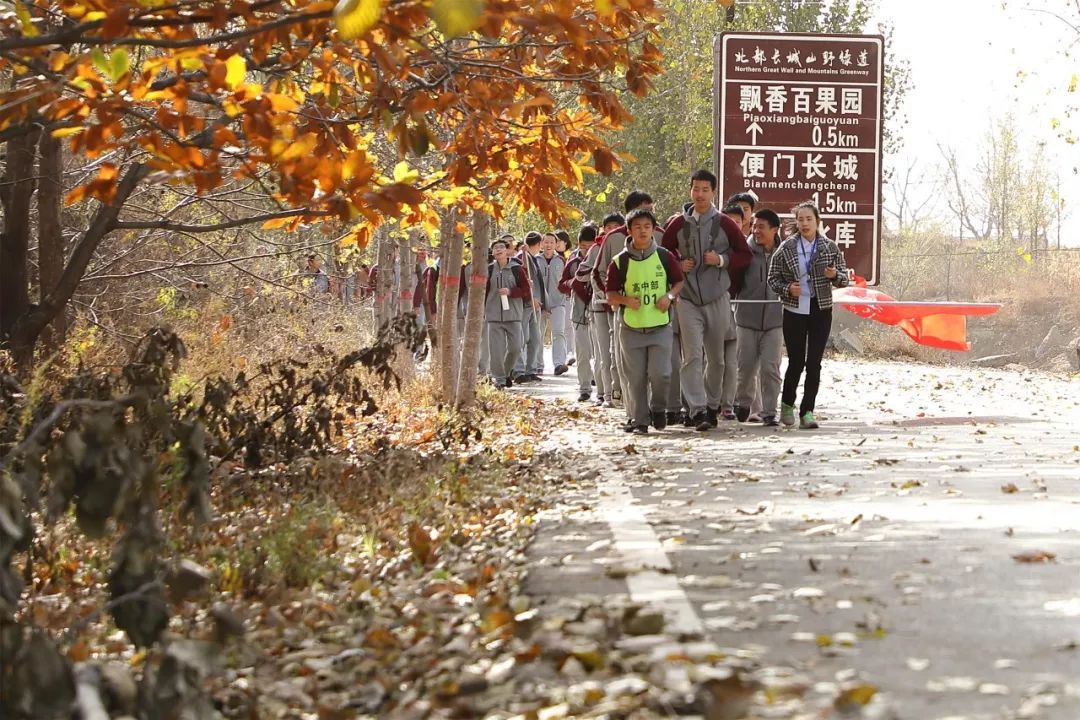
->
xmin=622 ymin=252 xmax=669 ymax=329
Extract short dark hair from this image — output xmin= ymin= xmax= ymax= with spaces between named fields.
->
xmin=721 ymin=203 xmax=744 ymax=218
xmin=578 ymin=224 xmax=598 ymax=243
xmin=491 ymin=238 xmax=510 ymax=250
xmin=555 ymin=230 xmax=570 ymax=245
xmin=625 ymin=207 xmax=657 ymax=229
xmin=306 ymin=253 xmax=318 ymax=261
xmin=602 ymin=212 xmax=625 ymax=228
xmin=753 ymin=209 xmax=781 ymax=228
xmin=623 ymin=190 xmax=653 ymax=213
xmin=727 ymin=191 xmax=756 ymax=210
xmin=690 ymin=169 xmax=717 ymax=191
xmin=524 ymin=231 xmax=543 ymax=247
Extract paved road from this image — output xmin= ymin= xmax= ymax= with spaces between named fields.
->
xmin=520 ymin=352 xmax=1080 ymax=719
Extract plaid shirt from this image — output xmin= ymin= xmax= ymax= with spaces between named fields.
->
xmin=767 ymin=234 xmax=849 ymax=310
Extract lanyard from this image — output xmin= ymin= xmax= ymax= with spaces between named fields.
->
xmin=797 ymin=237 xmax=817 ymax=278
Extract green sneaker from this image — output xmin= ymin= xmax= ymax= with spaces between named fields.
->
xmin=780 ymin=403 xmax=796 ymax=427
xmin=800 ymin=411 xmax=819 ymax=430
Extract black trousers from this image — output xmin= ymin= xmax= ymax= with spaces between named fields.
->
xmin=781 ymin=298 xmax=832 ymax=415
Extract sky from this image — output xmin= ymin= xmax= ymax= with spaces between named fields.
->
xmin=871 ymin=0 xmax=1079 ymax=235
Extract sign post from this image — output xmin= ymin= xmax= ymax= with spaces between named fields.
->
xmin=715 ymin=33 xmax=884 ymax=284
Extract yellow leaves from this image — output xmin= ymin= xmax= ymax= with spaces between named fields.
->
xmin=91 ymin=48 xmax=130 ymax=84
xmin=16 ymin=3 xmax=39 ymax=37
xmin=224 ymin=54 xmax=246 ymax=90
xmin=339 ymin=223 xmax=373 ymax=251
xmin=392 ymin=160 xmax=419 ymax=184
xmin=1069 ymin=74 xmax=1078 ymax=93
xmin=342 ymin=150 xmax=376 ymax=184
xmin=49 ymin=51 xmax=70 ymax=73
xmin=261 ymin=216 xmax=296 ymax=230
xmin=65 ymin=163 xmax=119 ymax=206
xmin=430 ymin=0 xmax=485 ymax=38
xmin=333 ymin=0 xmax=383 ymax=40
xmin=594 ymin=0 xmax=625 ymax=17
xmin=266 ymin=93 xmax=300 ymax=112
xmin=51 ymin=126 xmax=85 ymax=139
xmin=1016 ymin=246 xmax=1033 ymax=265
xmin=834 ymin=685 xmax=878 ymax=710
xmin=272 ymin=135 xmax=318 ymax=162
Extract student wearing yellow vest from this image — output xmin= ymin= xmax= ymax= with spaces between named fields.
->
xmin=605 ymin=208 xmax=685 ymax=435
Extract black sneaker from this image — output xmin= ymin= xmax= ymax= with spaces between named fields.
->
xmin=681 ymin=411 xmax=694 ymax=428
xmin=567 ymin=358 xmax=576 ymax=367
xmin=554 ymin=364 xmax=569 ymax=376
xmin=622 ymin=419 xmax=636 ymax=433
xmin=666 ymin=410 xmax=681 ymax=426
xmin=734 ymin=405 xmax=751 ymax=422
xmin=578 ymin=391 xmax=591 ymax=402
xmin=504 ymin=378 xmax=514 ymax=388
xmin=631 ymin=425 xmax=649 ymax=435
xmin=694 ymin=413 xmax=711 ymax=432
xmin=762 ymin=415 xmax=779 ymax=427
xmin=652 ymin=411 xmax=667 ymax=430
xmin=705 ymin=407 xmax=719 ymax=428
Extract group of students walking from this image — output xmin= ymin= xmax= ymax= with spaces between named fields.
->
xmin=430 ymin=169 xmax=851 ymax=434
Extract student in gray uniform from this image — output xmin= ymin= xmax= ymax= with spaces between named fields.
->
xmin=719 ymin=203 xmax=747 ymax=421
xmin=538 ymin=232 xmax=570 ymax=375
xmin=735 ymin=209 xmax=784 ymax=426
xmin=661 ymin=170 xmax=751 ymax=432
xmin=579 ymin=194 xmax=654 ymax=413
xmin=606 ymin=208 xmax=685 ymax=435
xmin=513 ymin=232 xmax=545 ymax=383
xmin=486 ymin=238 xmax=533 ymax=388
xmin=559 ymin=224 xmax=598 ymax=401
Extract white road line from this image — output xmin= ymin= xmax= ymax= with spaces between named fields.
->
xmin=599 ymin=477 xmax=706 ymax=637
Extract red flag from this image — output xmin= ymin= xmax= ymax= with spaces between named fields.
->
xmin=834 ymin=282 xmax=1001 ymax=352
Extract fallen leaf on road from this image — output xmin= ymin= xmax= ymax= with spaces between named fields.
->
xmin=1001 ymin=483 xmax=1020 ymax=494
xmin=834 ymin=684 xmax=877 ymax=710
xmin=1012 ymin=551 xmax=1056 ymax=563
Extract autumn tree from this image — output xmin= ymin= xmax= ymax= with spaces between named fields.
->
xmin=0 ymin=0 xmax=665 ymax=370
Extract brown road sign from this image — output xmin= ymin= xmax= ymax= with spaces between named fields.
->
xmin=714 ymin=33 xmax=884 ymax=285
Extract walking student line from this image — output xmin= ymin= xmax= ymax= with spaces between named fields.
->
xmin=423 ymin=170 xmax=852 ymax=433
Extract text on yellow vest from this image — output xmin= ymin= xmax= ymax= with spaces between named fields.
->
xmin=622 ymin=252 xmax=669 ymax=329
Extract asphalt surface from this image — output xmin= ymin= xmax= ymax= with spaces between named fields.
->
xmin=521 ymin=350 xmax=1080 ymax=719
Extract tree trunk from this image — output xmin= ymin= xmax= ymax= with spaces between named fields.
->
xmin=374 ymin=227 xmax=395 ymax=330
xmin=436 ymin=209 xmax=464 ymax=402
xmin=37 ymin=131 xmax=67 ymax=351
xmin=455 ymin=211 xmax=491 ymax=409
xmin=10 ymin=162 xmax=149 ymax=369
xmin=395 ymin=229 xmax=418 ymax=380
xmin=0 ymin=124 xmax=40 ymax=362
